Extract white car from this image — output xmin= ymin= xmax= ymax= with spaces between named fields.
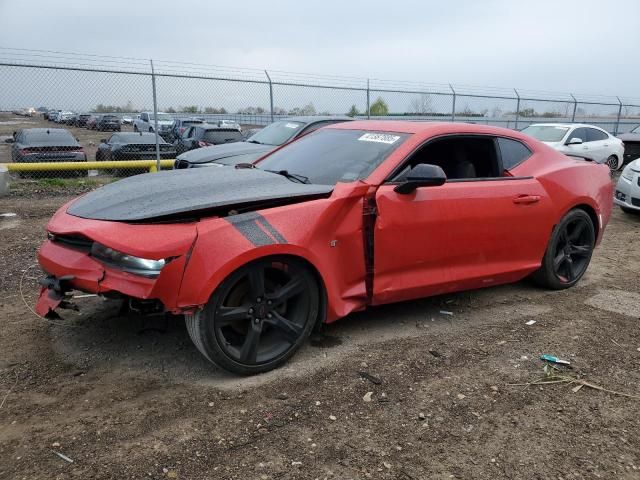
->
xmin=133 ymin=112 xmax=174 ymax=135
xmin=614 ymin=159 xmax=640 ymax=214
xmin=521 ymin=123 xmax=624 ymax=170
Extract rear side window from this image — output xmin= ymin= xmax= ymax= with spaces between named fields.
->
xmin=586 ymin=128 xmax=608 ymax=141
xmin=497 ymin=137 xmax=531 ymax=170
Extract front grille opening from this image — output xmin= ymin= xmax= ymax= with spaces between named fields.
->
xmin=49 ymin=233 xmax=93 ymax=250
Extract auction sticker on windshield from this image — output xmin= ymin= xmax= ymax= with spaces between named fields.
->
xmin=285 ymin=123 xmax=300 ymax=129
xmin=358 ymin=133 xmax=401 ymax=144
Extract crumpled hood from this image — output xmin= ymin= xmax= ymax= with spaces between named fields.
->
xmin=66 ymin=167 xmax=333 ymax=222
xmin=176 ymin=141 xmax=273 ymax=164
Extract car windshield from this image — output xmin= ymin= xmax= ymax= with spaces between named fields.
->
xmin=522 ymin=125 xmax=569 ymax=142
xmin=257 ymin=129 xmax=409 ymax=185
xmin=103 ymin=115 xmax=118 ymax=120
xmin=203 ymin=129 xmax=243 ymax=144
xmin=246 ymin=121 xmax=305 ymax=146
xmin=150 ymin=113 xmax=172 ymax=122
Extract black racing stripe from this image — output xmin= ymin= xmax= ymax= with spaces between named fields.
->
xmin=255 ymin=216 xmax=287 ymax=244
xmin=226 ymin=213 xmax=275 ymax=246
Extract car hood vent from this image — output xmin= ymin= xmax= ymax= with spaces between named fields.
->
xmin=66 ymin=167 xmax=333 ymax=222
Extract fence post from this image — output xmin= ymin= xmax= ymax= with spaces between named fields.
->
xmin=150 ymin=59 xmax=160 ymax=171
xmin=570 ymin=94 xmax=577 ymax=123
xmin=615 ymin=96 xmax=623 ymax=135
xmin=366 ymin=79 xmax=370 ymax=119
xmin=514 ymin=89 xmax=520 ymax=130
xmin=265 ymin=70 xmax=274 ymax=123
xmin=449 ymin=84 xmax=456 ymax=122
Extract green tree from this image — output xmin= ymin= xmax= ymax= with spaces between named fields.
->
xmin=347 ymin=105 xmax=360 ymax=117
xmin=369 ymin=97 xmax=389 ymax=116
xmin=181 ymin=105 xmax=199 ymax=114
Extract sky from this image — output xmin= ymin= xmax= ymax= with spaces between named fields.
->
xmin=0 ymin=0 xmax=639 ymax=114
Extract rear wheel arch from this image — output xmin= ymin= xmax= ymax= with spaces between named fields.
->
xmin=572 ymin=203 xmax=599 ymax=240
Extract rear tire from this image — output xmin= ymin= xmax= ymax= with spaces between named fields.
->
xmin=606 ymin=155 xmax=619 ymax=171
xmin=531 ymin=209 xmax=595 ymax=289
xmin=185 ymin=256 xmax=320 ymax=375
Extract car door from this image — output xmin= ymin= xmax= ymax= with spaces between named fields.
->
xmin=372 ymin=135 xmax=553 ymax=306
xmin=585 ymin=127 xmax=610 ymax=162
xmin=563 ymin=127 xmax=589 ymax=156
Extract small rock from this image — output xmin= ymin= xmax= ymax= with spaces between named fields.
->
xmin=276 ymin=393 xmax=288 ymax=400
xmin=167 ymin=471 xmax=177 ymax=479
xmin=162 ymin=468 xmax=169 ymax=474
xmin=497 ymin=340 xmax=507 ymax=345
xmin=490 ymin=386 xmax=499 ymax=392
xmin=418 ymin=412 xmax=426 ymax=420
xmin=240 ymin=409 xmax=247 ymax=414
xmin=360 ymin=361 xmax=368 ymax=368
xmin=329 ymin=415 xmax=337 ymax=421
xmin=383 ymin=462 xmax=392 ymax=469
xmin=52 ymin=442 xmax=60 ymax=447
xmin=208 ymin=402 xmax=214 ymax=407
xmin=363 ymin=392 xmax=373 ymax=402
xmin=315 ymin=401 xmax=321 ymax=406
xmin=292 ymin=461 xmax=302 ymax=466
xmin=457 ymin=394 xmax=466 ymax=400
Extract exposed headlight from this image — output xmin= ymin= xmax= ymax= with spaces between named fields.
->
xmin=621 ymin=165 xmax=635 ymax=181
xmin=91 ymin=242 xmax=166 ymax=278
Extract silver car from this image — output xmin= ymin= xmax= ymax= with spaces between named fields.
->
xmin=614 ymin=159 xmax=640 ymax=214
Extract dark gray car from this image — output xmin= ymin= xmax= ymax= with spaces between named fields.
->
xmin=173 ymin=116 xmax=352 ymax=169
xmin=9 ymin=128 xmax=86 ymax=164
xmin=618 ymin=125 xmax=640 ymax=164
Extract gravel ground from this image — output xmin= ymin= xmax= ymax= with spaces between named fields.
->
xmin=1 ymin=152 xmax=640 ymax=479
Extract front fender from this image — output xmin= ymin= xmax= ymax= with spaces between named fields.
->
xmin=177 ymin=184 xmax=370 ymax=321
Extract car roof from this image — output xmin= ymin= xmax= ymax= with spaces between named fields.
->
xmin=282 ymin=115 xmax=353 ymax=124
xmin=527 ymin=123 xmax=607 ymax=130
xmin=327 ymin=120 xmax=533 ymax=138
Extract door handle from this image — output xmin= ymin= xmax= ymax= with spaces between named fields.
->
xmin=513 ymin=194 xmax=541 ymax=204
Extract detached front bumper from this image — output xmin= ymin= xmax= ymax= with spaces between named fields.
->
xmin=36 ymin=239 xmax=189 ymax=318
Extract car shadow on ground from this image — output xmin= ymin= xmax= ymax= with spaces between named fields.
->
xmin=44 ymin=276 xmax=574 ymax=389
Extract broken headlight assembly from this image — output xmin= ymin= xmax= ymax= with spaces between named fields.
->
xmin=90 ymin=242 xmax=166 ymax=278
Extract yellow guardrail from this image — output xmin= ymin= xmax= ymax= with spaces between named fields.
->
xmin=0 ymin=160 xmax=176 ymax=173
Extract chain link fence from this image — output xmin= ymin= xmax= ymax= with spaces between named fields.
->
xmin=1 ymin=48 xmax=639 ymax=180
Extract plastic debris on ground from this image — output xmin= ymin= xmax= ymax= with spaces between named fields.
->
xmin=540 ymin=354 xmax=571 ymax=366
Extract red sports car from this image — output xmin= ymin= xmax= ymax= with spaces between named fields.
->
xmin=36 ymin=121 xmax=613 ymax=375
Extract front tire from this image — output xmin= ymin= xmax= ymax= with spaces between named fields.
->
xmin=532 ymin=209 xmax=595 ymax=289
xmin=185 ymin=257 xmax=320 ymax=375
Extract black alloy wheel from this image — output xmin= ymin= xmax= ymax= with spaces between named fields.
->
xmin=532 ymin=209 xmax=595 ymax=289
xmin=186 ymin=257 xmax=320 ymax=375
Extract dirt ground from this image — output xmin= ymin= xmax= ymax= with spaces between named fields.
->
xmin=1 ymin=132 xmax=640 ymax=480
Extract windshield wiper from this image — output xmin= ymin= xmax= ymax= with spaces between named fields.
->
xmin=265 ymin=169 xmax=310 ymax=184
xmin=246 ymin=139 xmax=263 ymax=144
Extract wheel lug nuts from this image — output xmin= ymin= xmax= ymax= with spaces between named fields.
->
xmin=267 ymin=300 xmax=272 ymax=305
xmin=256 ymin=297 xmax=262 ymax=303
xmin=248 ymin=308 xmax=254 ymax=314
xmin=267 ymin=313 xmax=272 ymax=319
xmin=254 ymin=318 xmax=260 ymax=324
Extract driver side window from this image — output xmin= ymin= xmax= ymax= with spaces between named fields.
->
xmin=392 ymin=135 xmax=502 ymax=182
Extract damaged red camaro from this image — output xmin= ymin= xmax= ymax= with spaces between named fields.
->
xmin=36 ymin=121 xmax=613 ymax=374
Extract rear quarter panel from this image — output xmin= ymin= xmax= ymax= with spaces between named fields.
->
xmin=513 ymin=147 xmax=613 ymax=244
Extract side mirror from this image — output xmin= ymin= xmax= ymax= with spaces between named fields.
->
xmin=5 ymin=137 xmax=14 ymax=143
xmin=100 ymin=138 xmax=107 ymax=144
xmin=566 ymin=137 xmax=583 ymax=145
xmin=394 ymin=163 xmax=447 ymax=194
